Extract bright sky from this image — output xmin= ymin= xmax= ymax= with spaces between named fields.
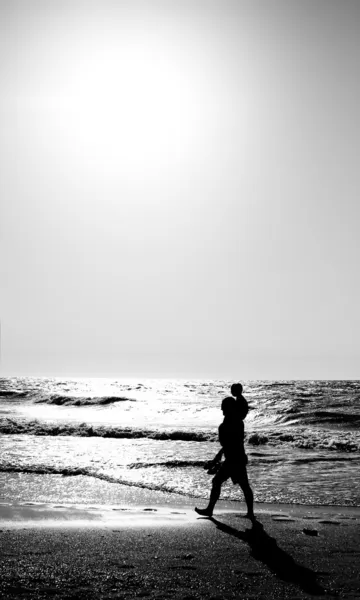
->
xmin=1 ymin=0 xmax=359 ymax=379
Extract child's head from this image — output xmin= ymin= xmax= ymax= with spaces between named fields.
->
xmin=231 ymin=383 xmax=243 ymax=397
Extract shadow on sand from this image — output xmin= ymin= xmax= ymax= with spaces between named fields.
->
xmin=209 ymin=517 xmax=326 ymax=596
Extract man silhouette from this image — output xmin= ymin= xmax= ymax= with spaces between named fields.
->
xmin=195 ymin=396 xmax=255 ymax=521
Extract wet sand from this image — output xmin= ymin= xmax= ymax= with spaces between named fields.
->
xmin=1 ymin=496 xmax=360 ymax=599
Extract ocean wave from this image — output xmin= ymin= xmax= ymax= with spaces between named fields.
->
xmin=307 ymin=410 xmax=360 ymax=426
xmin=291 ymin=456 xmax=360 ymax=464
xmin=0 ymin=464 xmax=94 ymax=477
xmin=1 ymin=417 xmax=359 ymax=453
xmin=254 ymin=409 xmax=360 ymax=429
xmin=0 ymin=390 xmax=28 ymax=398
xmin=0 ymin=464 xmax=200 ymax=497
xmin=35 ymin=394 xmax=136 ymax=406
xmin=128 ymin=460 xmax=208 ymax=469
xmin=248 ymin=433 xmax=269 ymax=445
xmin=0 ymin=418 xmax=215 ymax=442
xmin=247 ymin=429 xmax=360 ymax=453
xmin=261 ymin=382 xmax=291 ymax=388
xmin=294 ymin=391 xmax=323 ymax=398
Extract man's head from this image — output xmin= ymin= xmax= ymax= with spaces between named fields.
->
xmin=231 ymin=383 xmax=243 ymax=397
xmin=221 ymin=396 xmax=236 ymax=416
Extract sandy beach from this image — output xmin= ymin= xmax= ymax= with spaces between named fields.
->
xmin=1 ymin=487 xmax=359 ymax=600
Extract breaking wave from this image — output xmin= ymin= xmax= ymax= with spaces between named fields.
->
xmin=0 ymin=390 xmax=29 ymax=398
xmin=0 ymin=464 xmax=206 ymax=497
xmin=1 ymin=417 xmax=359 ymax=452
xmin=0 ymin=418 xmax=215 ymax=442
xmin=0 ymin=459 xmax=209 ymax=477
xmin=247 ymin=429 xmax=360 ymax=453
xmin=271 ymin=410 xmax=360 ymax=428
xmin=127 ymin=460 xmax=208 ymax=469
xmin=35 ymin=394 xmax=136 ymax=406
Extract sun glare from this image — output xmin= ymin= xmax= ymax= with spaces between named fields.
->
xmin=37 ymin=29 xmax=212 ymax=183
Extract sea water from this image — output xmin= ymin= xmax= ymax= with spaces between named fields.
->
xmin=1 ymin=378 xmax=359 ymax=506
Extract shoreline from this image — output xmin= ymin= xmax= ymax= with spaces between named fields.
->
xmin=1 ymin=475 xmax=360 ymax=529
xmin=2 ymin=472 xmax=359 ymax=511
xmin=1 ymin=497 xmax=360 ymax=529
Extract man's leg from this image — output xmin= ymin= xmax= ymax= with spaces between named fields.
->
xmin=195 ymin=470 xmax=226 ymax=517
xmin=238 ymin=468 xmax=255 ymax=521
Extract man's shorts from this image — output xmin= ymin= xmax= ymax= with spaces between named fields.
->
xmin=212 ymin=458 xmax=248 ymax=486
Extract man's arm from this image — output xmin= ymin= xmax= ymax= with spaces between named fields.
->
xmin=212 ymin=422 xmax=226 ymax=464
xmin=204 ymin=423 xmax=225 ymax=471
xmin=212 ymin=448 xmax=224 ymax=463
xmin=204 ymin=448 xmax=223 ymax=471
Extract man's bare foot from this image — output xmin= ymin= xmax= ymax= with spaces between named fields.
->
xmin=195 ymin=507 xmax=213 ymax=517
xmin=245 ymin=512 xmax=256 ymax=522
